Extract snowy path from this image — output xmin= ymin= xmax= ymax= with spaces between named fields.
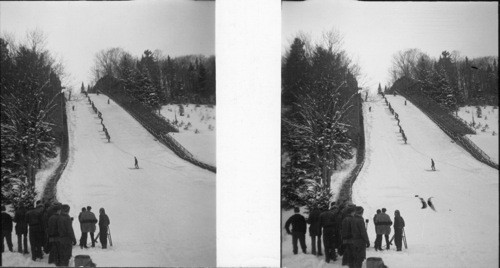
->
xmin=54 ymin=94 xmax=215 ymax=267
xmin=282 ymin=94 xmax=498 ymax=268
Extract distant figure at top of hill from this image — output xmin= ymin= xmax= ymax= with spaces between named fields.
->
xmin=134 ymin=157 xmax=139 ymax=169
xmin=431 ymin=158 xmax=435 ymax=171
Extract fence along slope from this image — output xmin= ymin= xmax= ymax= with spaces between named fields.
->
xmin=391 ymin=76 xmax=498 ymax=170
xmin=94 ymin=75 xmax=216 ymax=173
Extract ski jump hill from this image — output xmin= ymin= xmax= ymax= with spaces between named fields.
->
xmin=350 ymin=94 xmax=498 ymax=267
xmin=53 ymin=93 xmax=215 ymax=266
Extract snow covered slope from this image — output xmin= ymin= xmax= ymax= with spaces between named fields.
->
xmin=3 ymin=93 xmax=215 ymax=267
xmin=282 ymin=94 xmax=498 ymax=268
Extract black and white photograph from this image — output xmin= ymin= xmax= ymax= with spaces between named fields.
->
xmin=1 ymin=0 xmax=215 ymax=266
xmin=281 ymin=1 xmax=498 ymax=267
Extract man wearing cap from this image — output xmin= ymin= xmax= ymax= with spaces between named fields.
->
xmin=285 ymin=207 xmax=307 ymax=255
xmin=307 ymin=207 xmax=322 ymax=256
xmin=393 ymin=210 xmax=405 ymax=252
xmin=98 ymin=208 xmax=110 ymax=249
xmin=26 ymin=201 xmax=45 ymax=260
xmin=57 ymin=204 xmax=76 ymax=267
xmin=80 ymin=206 xmax=98 ymax=248
xmin=319 ymin=203 xmax=339 ymax=263
xmin=47 ymin=204 xmax=62 ymax=264
xmin=350 ymin=206 xmax=370 ymax=268
xmin=340 ymin=206 xmax=355 ymax=266
xmin=377 ymin=208 xmax=392 ymax=250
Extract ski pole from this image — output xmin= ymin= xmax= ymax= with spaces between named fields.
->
xmin=403 ymin=228 xmax=408 ymax=249
xmin=108 ymin=226 xmax=113 ymax=247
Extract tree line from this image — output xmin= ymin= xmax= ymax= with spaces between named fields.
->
xmin=90 ymin=48 xmax=215 ymax=110
xmin=281 ymin=30 xmax=361 ymax=211
xmin=389 ymin=49 xmax=499 ymax=109
xmin=1 ymin=32 xmax=64 ymax=207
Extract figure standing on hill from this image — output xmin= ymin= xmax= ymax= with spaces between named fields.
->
xmin=14 ymin=204 xmax=29 ymax=254
xmin=341 ymin=206 xmax=356 ymax=267
xmin=80 ymin=206 xmax=98 ymax=248
xmin=47 ymin=204 xmax=61 ymax=264
xmin=107 ymin=99 xmax=110 ymax=104
xmin=404 ymin=100 xmax=407 ymax=105
xmin=431 ymin=158 xmax=436 ymax=171
xmin=72 ymin=105 xmax=75 ymax=111
xmin=285 ymin=207 xmax=307 ymax=255
xmin=26 ymin=201 xmax=45 ymax=260
xmin=1 ymin=205 xmax=13 ymax=253
xmin=369 ymin=106 xmax=372 ymax=112
xmin=320 ymin=204 xmax=339 ymax=263
xmin=57 ymin=204 xmax=76 ymax=267
xmin=350 ymin=206 xmax=370 ymax=268
xmin=307 ymin=207 xmax=322 ymax=256
xmin=78 ymin=207 xmax=87 ymax=248
xmin=98 ymin=208 xmax=110 ymax=249
xmin=393 ymin=210 xmax=405 ymax=252
xmin=375 ymin=208 xmax=392 ymax=250
xmin=135 ymin=156 xmax=139 ymax=169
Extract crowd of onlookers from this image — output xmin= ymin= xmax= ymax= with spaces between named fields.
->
xmin=1 ymin=201 xmax=110 ymax=266
xmin=285 ymin=201 xmax=405 ymax=268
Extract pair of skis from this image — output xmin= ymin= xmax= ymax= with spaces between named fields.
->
xmin=93 ymin=226 xmax=113 ymax=247
xmin=388 ymin=228 xmax=407 ymax=249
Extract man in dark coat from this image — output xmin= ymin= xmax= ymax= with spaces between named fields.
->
xmin=47 ymin=204 xmax=62 ymax=264
xmin=379 ymin=208 xmax=393 ymax=249
xmin=350 ymin=206 xmax=370 ymax=268
xmin=319 ymin=204 xmax=339 ymax=263
xmin=340 ymin=206 xmax=355 ymax=267
xmin=393 ymin=210 xmax=406 ymax=251
xmin=98 ymin=208 xmax=110 ymax=249
xmin=57 ymin=204 xmax=76 ymax=267
xmin=14 ymin=204 xmax=29 ymax=254
xmin=1 ymin=205 xmax=14 ymax=252
xmin=43 ymin=202 xmax=60 ymax=254
xmin=307 ymin=207 xmax=322 ymax=256
xmin=26 ymin=201 xmax=45 ymax=260
xmin=373 ymin=209 xmax=382 ymax=250
xmin=285 ymin=207 xmax=307 ymax=255
xmin=78 ymin=207 xmax=86 ymax=248
xmin=431 ymin=158 xmax=436 ymax=171
xmin=134 ymin=156 xmax=139 ymax=169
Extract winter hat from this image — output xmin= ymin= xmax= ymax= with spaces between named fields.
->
xmin=87 ymin=206 xmax=92 ymax=211
xmin=395 ymin=210 xmax=400 ymax=215
xmin=82 ymin=207 xmax=86 ymax=212
xmin=99 ymin=208 xmax=105 ymax=214
xmin=376 ymin=209 xmax=381 ymax=213
xmin=382 ymin=208 xmax=387 ymax=213
xmin=294 ymin=207 xmax=300 ymax=213
xmin=62 ymin=204 xmax=70 ymax=213
xmin=355 ymin=206 xmax=364 ymax=214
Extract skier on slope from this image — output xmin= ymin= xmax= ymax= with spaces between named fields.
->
xmin=285 ymin=207 xmax=307 ymax=255
xmin=431 ymin=158 xmax=436 ymax=171
xmin=393 ymin=210 xmax=405 ymax=251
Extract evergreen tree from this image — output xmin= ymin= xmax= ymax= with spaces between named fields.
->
xmin=377 ymin=83 xmax=382 ymax=94
xmin=282 ymin=38 xmax=310 ymax=106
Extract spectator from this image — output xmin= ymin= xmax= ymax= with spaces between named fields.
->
xmin=341 ymin=206 xmax=356 ymax=267
xmin=135 ymin=157 xmax=139 ymax=169
xmin=14 ymin=204 xmax=29 ymax=254
xmin=80 ymin=206 xmax=98 ymax=248
xmin=47 ymin=204 xmax=62 ymax=264
xmin=26 ymin=201 xmax=45 ymax=261
xmin=376 ymin=208 xmax=393 ymax=250
xmin=98 ymin=208 xmax=110 ymax=249
xmin=373 ymin=209 xmax=381 ymax=250
xmin=285 ymin=207 xmax=307 ymax=255
xmin=1 ymin=205 xmax=13 ymax=252
xmin=78 ymin=207 xmax=87 ymax=248
xmin=350 ymin=206 xmax=370 ymax=268
xmin=393 ymin=210 xmax=406 ymax=251
xmin=307 ymin=207 xmax=322 ymax=256
xmin=431 ymin=158 xmax=436 ymax=171
xmin=57 ymin=204 xmax=76 ymax=267
xmin=320 ymin=204 xmax=339 ymax=263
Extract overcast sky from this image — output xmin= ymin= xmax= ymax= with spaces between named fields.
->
xmin=0 ymin=0 xmax=214 ymax=91
xmin=282 ymin=0 xmax=498 ymax=91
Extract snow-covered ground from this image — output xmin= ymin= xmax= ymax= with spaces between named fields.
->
xmin=2 ymin=93 xmax=215 ymax=267
xmin=457 ymin=106 xmax=498 ymax=164
xmin=160 ymin=104 xmax=216 ymax=167
xmin=282 ymin=94 xmax=499 ymax=268
xmin=35 ymin=147 xmax=61 ymax=201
